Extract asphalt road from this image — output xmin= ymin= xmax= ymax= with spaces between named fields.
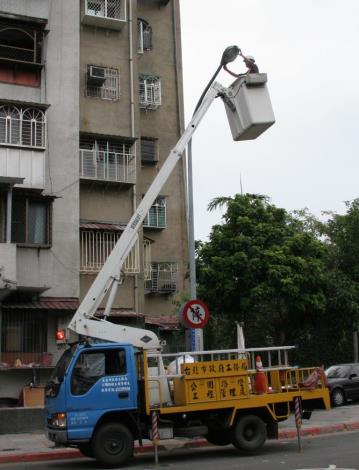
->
xmin=1 ymin=431 xmax=359 ymax=470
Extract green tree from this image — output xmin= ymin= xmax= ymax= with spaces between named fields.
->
xmin=318 ymin=199 xmax=359 ymax=363
xmin=197 ymin=194 xmax=328 ymax=360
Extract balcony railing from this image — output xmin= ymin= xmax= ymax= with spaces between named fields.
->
xmin=145 ymin=262 xmax=178 ymax=293
xmin=79 ymin=149 xmax=136 ymax=184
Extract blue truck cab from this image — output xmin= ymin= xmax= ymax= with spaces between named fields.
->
xmin=46 ymin=342 xmax=139 ymax=463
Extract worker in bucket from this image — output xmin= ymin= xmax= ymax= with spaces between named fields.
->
xmin=242 ymin=54 xmax=259 ymax=74
xmin=224 ymin=53 xmax=259 ymax=77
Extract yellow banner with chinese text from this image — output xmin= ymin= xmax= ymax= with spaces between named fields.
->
xmin=180 ymin=359 xmax=248 ymax=379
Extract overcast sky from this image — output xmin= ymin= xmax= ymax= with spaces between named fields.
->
xmin=179 ymin=0 xmax=359 ymax=241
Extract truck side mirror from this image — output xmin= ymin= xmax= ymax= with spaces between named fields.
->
xmin=349 ymin=373 xmax=357 ymax=379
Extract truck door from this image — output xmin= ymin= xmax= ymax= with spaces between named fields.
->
xmin=66 ymin=347 xmax=137 ymax=441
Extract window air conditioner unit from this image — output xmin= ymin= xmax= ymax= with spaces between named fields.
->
xmin=87 ymin=66 xmax=106 ymax=86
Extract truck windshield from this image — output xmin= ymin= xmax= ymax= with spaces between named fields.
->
xmin=49 ymin=348 xmax=74 ymax=384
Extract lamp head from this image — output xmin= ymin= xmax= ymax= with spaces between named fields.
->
xmin=221 ymin=45 xmax=241 ymax=66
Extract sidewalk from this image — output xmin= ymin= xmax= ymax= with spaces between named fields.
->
xmin=1 ymin=405 xmax=359 ymax=465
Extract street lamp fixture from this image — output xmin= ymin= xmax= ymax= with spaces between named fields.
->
xmin=220 ymin=45 xmax=241 ymax=66
xmin=194 ymin=45 xmax=241 ymax=113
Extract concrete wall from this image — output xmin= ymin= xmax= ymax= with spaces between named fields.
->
xmin=0 ymin=0 xmax=80 ymax=298
xmin=138 ymin=0 xmax=188 ymax=314
xmin=44 ymin=0 xmax=80 ymax=298
xmin=0 ymin=243 xmax=16 ymax=286
xmin=78 ymin=0 xmax=188 ymax=316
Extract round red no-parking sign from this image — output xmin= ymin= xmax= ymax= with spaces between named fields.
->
xmin=182 ymin=299 xmax=210 ymax=329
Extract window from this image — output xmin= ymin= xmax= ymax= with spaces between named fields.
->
xmin=139 ymin=75 xmax=161 ymax=110
xmin=143 ymin=197 xmax=166 ymax=229
xmin=11 ymin=196 xmax=51 ymax=245
xmin=71 ymin=349 xmax=126 ymax=395
xmin=0 ymin=105 xmax=46 ymax=148
xmin=0 ymin=24 xmax=43 ymax=65
xmin=141 ymin=138 xmax=157 ymax=164
xmin=1 ymin=310 xmax=47 ymax=366
xmin=137 ymin=19 xmax=152 ymax=54
xmin=145 ymin=262 xmax=178 ymax=294
xmin=86 ymin=65 xmax=119 ymax=100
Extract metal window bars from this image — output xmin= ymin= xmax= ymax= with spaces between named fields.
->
xmin=0 ymin=105 xmax=46 ymax=148
xmin=145 ymin=262 xmax=178 ymax=293
xmin=137 ymin=19 xmax=152 ymax=54
xmin=139 ymin=76 xmax=161 ymax=110
xmin=0 ymin=310 xmax=48 ymax=367
xmin=86 ymin=0 xmax=124 ymax=20
xmin=80 ymin=229 xmax=140 ymax=274
xmin=143 ymin=197 xmax=166 ymax=228
xmin=86 ymin=66 xmax=119 ymax=100
xmin=0 ymin=25 xmax=44 ymax=65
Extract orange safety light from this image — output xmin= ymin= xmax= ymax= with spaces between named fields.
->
xmin=55 ymin=329 xmax=66 ymax=341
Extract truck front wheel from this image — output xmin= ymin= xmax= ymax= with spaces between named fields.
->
xmin=92 ymin=423 xmax=134 ymax=467
xmin=231 ymin=415 xmax=266 ymax=453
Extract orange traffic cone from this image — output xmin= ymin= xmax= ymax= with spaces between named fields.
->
xmin=254 ymin=355 xmax=268 ymax=394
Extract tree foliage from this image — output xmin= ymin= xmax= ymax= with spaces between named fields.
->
xmin=196 ymin=194 xmax=359 ymax=365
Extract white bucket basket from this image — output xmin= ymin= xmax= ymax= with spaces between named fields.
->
xmin=224 ymin=73 xmax=275 ymax=141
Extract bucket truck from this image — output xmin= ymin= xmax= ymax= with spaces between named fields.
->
xmin=45 ymin=66 xmax=330 ymax=467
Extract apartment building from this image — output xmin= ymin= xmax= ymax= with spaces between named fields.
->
xmin=0 ymin=0 xmax=188 ymax=403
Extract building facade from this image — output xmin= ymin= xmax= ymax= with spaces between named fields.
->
xmin=0 ymin=0 xmax=188 ymax=402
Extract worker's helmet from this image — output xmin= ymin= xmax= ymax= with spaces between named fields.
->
xmin=244 ymin=55 xmax=255 ymax=62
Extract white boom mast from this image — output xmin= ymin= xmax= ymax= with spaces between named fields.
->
xmin=68 ymin=82 xmax=228 ymax=350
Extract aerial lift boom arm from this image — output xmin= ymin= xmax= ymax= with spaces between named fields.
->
xmin=68 ymin=82 xmax=228 ymax=350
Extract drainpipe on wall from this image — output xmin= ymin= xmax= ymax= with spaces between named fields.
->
xmin=6 ymin=187 xmax=12 ymax=243
xmin=129 ymin=0 xmax=139 ymax=314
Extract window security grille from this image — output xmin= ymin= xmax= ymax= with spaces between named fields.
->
xmin=86 ymin=65 xmax=119 ymax=100
xmin=141 ymin=138 xmax=157 ymax=163
xmin=137 ymin=19 xmax=152 ymax=54
xmin=1 ymin=310 xmax=47 ymax=367
xmin=145 ymin=262 xmax=178 ymax=293
xmin=0 ymin=105 xmax=46 ymax=148
xmin=79 ymin=137 xmax=136 ymax=184
xmin=139 ymin=75 xmax=161 ymax=110
xmin=80 ymin=229 xmax=140 ymax=274
xmin=86 ymin=0 xmax=124 ymax=20
xmin=143 ymin=197 xmax=166 ymax=229
xmin=11 ymin=197 xmax=50 ymax=245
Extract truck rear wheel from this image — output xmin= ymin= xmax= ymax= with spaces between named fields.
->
xmin=231 ymin=415 xmax=266 ymax=453
xmin=92 ymin=423 xmax=134 ymax=467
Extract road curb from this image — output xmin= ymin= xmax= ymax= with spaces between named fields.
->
xmin=1 ymin=422 xmax=359 ymax=465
